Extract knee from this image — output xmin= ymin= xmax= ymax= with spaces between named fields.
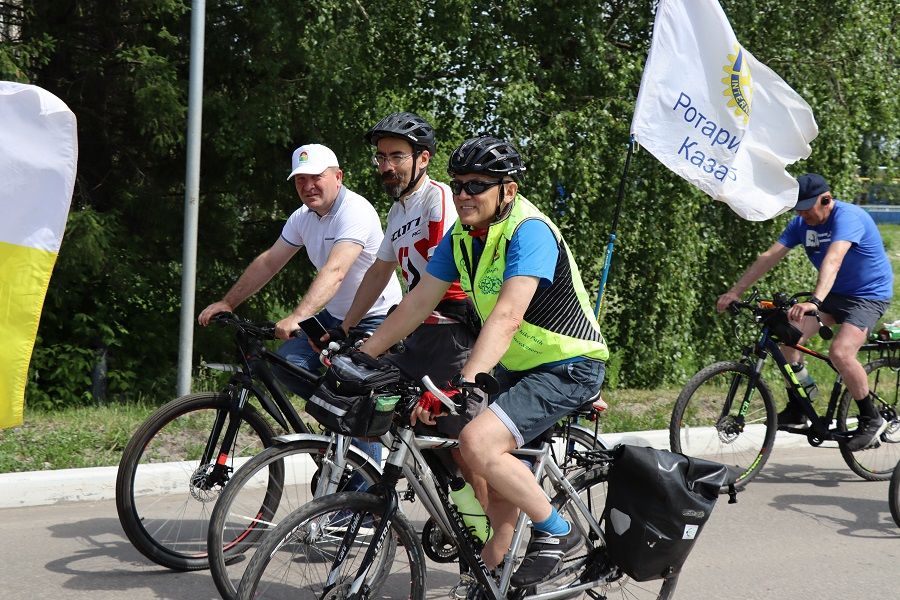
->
xmin=828 ymin=343 xmax=856 ymax=367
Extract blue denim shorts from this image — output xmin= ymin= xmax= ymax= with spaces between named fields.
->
xmin=488 ymin=358 xmax=605 ymax=447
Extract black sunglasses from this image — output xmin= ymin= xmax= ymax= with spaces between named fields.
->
xmin=449 ymin=179 xmax=505 ymax=196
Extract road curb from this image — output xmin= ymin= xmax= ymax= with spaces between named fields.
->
xmin=0 ymin=427 xmax=821 ymax=509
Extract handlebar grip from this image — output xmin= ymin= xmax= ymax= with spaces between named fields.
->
xmin=421 ymin=376 xmax=460 ymax=416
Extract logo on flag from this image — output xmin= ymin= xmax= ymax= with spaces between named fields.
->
xmin=631 ymin=0 xmax=818 ymax=221
xmin=722 ymin=46 xmax=752 ymax=124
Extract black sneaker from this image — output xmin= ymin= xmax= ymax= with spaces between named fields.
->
xmin=777 ymin=405 xmax=809 ymax=428
xmin=843 ymin=416 xmax=888 ymax=451
xmin=511 ymin=525 xmax=583 ymax=587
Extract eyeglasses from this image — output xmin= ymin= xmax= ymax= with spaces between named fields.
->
xmin=449 ymin=179 xmax=505 ymax=196
xmin=372 ymin=153 xmax=413 ymax=167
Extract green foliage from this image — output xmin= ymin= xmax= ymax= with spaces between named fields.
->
xmin=5 ymin=0 xmax=897 ymax=406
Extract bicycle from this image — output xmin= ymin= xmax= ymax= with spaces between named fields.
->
xmin=234 ymin=375 xmax=676 ymax=600
xmin=115 ymin=312 xmax=382 ymax=570
xmin=889 ymin=459 xmax=900 ymax=529
xmin=206 ymin=366 xmax=607 ymax=600
xmin=669 ymin=290 xmax=900 ymax=489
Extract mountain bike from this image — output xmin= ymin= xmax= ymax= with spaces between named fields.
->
xmin=670 ymin=290 xmax=900 ymax=490
xmin=206 ymin=368 xmax=607 ymax=600
xmin=234 ymin=375 xmax=676 ymax=600
xmin=115 ymin=312 xmax=381 ymax=570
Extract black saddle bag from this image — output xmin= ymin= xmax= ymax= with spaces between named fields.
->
xmin=602 ymin=444 xmax=728 ymax=581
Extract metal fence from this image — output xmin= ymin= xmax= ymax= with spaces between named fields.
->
xmin=861 ymin=205 xmax=900 ymax=224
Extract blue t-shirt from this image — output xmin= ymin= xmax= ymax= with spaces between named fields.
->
xmin=778 ymin=200 xmax=892 ymax=300
xmin=427 ymin=219 xmax=559 ymax=286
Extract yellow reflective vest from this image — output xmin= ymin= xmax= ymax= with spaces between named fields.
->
xmin=451 ymin=196 xmax=609 ymax=371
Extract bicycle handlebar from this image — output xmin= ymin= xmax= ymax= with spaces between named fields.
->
xmin=727 ymin=290 xmax=833 ymax=341
xmin=210 ymin=311 xmax=277 ymax=340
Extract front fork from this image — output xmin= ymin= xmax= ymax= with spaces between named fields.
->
xmin=194 ymin=383 xmax=252 ymax=490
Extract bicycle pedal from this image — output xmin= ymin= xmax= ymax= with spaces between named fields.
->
xmin=450 ymin=574 xmax=475 ymax=600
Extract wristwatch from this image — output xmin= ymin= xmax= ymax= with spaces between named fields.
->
xmin=809 ymin=296 xmax=823 ymax=308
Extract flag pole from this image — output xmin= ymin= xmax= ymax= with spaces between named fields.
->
xmin=593 ymin=135 xmax=635 ymax=318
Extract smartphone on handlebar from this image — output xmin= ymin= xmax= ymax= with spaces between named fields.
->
xmin=298 ymin=316 xmax=328 ymax=342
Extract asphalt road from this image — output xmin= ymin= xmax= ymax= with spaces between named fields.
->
xmin=0 ymin=445 xmax=897 ymax=600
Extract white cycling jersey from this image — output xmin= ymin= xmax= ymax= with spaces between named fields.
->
xmin=377 ymin=176 xmax=467 ymax=322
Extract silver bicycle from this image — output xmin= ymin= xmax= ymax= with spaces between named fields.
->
xmin=234 ymin=376 xmax=675 ymax=600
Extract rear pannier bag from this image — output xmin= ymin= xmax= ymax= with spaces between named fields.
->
xmin=305 ymin=354 xmax=400 ymax=437
xmin=602 ymin=444 xmax=728 ymax=581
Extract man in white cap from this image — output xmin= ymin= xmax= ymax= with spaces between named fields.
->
xmin=199 ymin=144 xmax=403 ymax=470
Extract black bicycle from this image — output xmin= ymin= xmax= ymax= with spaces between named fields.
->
xmin=115 ymin=312 xmax=381 ymax=570
xmin=889 ymin=459 xmax=900 ymax=529
xmin=670 ymin=291 xmax=900 ymax=489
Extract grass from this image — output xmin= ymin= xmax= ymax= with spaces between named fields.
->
xmin=0 ymin=403 xmax=155 ymax=473
xmin=0 ymin=388 xmax=680 ymax=473
xmin=3 ymin=225 xmax=898 ymax=474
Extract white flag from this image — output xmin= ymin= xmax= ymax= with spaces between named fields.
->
xmin=0 ymin=82 xmax=77 ymax=428
xmin=631 ymin=0 xmax=819 ymax=221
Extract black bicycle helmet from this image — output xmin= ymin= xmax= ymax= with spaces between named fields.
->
xmin=447 ymin=136 xmax=526 ymax=182
xmin=365 ymin=111 xmax=437 ymax=156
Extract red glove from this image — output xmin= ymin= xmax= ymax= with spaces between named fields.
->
xmin=417 ymin=388 xmax=461 ymax=416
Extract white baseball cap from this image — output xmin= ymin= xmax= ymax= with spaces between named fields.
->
xmin=286 ymin=143 xmax=340 ymax=180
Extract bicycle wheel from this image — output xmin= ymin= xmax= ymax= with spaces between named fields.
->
xmin=837 ymin=356 xmax=900 ymax=481
xmin=890 ymin=460 xmax=900 ymax=528
xmin=669 ymin=361 xmax=776 ymax=490
xmin=236 ymin=491 xmax=425 ymax=600
xmin=115 ymin=392 xmax=276 ymax=570
xmin=538 ymin=467 xmax=677 ymax=600
xmin=208 ymin=437 xmax=383 ymax=600
xmin=549 ymin=422 xmax=607 ymax=476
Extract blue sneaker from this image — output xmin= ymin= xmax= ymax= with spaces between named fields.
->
xmin=511 ymin=525 xmax=583 ymax=587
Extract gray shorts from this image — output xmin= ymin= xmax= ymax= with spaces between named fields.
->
xmin=820 ymin=294 xmax=890 ymax=334
xmin=489 ymin=358 xmax=606 ymax=447
xmin=384 ymin=321 xmax=481 ymax=437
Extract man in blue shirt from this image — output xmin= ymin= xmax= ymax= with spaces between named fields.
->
xmin=717 ymin=173 xmax=893 ymax=451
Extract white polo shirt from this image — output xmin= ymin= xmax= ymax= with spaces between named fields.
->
xmin=281 ymin=186 xmax=402 ymax=320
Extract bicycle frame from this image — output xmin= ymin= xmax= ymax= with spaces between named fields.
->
xmin=196 ymin=319 xmax=323 ymax=489
xmin=735 ymin=328 xmax=845 ymax=442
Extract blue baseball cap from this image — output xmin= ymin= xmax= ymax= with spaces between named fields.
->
xmin=794 ymin=173 xmax=830 ymax=211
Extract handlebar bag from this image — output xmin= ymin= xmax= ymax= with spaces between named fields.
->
xmin=762 ymin=310 xmax=802 ymax=346
xmin=602 ymin=444 xmax=728 ymax=581
xmin=305 ymin=354 xmax=401 ymax=437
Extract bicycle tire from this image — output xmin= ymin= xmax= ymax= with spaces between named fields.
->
xmin=890 ymin=460 xmax=900 ymax=528
xmin=208 ymin=437 xmax=383 ymax=600
xmin=837 ymin=356 xmax=900 ymax=481
xmin=115 ymin=392 xmax=277 ymax=570
xmin=236 ymin=491 xmax=425 ymax=600
xmin=541 ymin=467 xmax=677 ymax=600
xmin=669 ymin=361 xmax=776 ymax=490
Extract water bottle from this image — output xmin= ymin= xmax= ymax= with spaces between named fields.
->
xmin=448 ymin=478 xmax=491 ymax=542
xmin=790 ymin=362 xmax=818 ymax=400
xmin=878 ymin=325 xmax=900 ymax=341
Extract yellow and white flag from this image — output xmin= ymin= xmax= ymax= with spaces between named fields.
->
xmin=631 ymin=0 xmax=819 ymax=221
xmin=0 ymin=82 xmax=77 ymax=429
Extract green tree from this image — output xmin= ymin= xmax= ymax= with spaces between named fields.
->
xmin=3 ymin=0 xmax=896 ymax=405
